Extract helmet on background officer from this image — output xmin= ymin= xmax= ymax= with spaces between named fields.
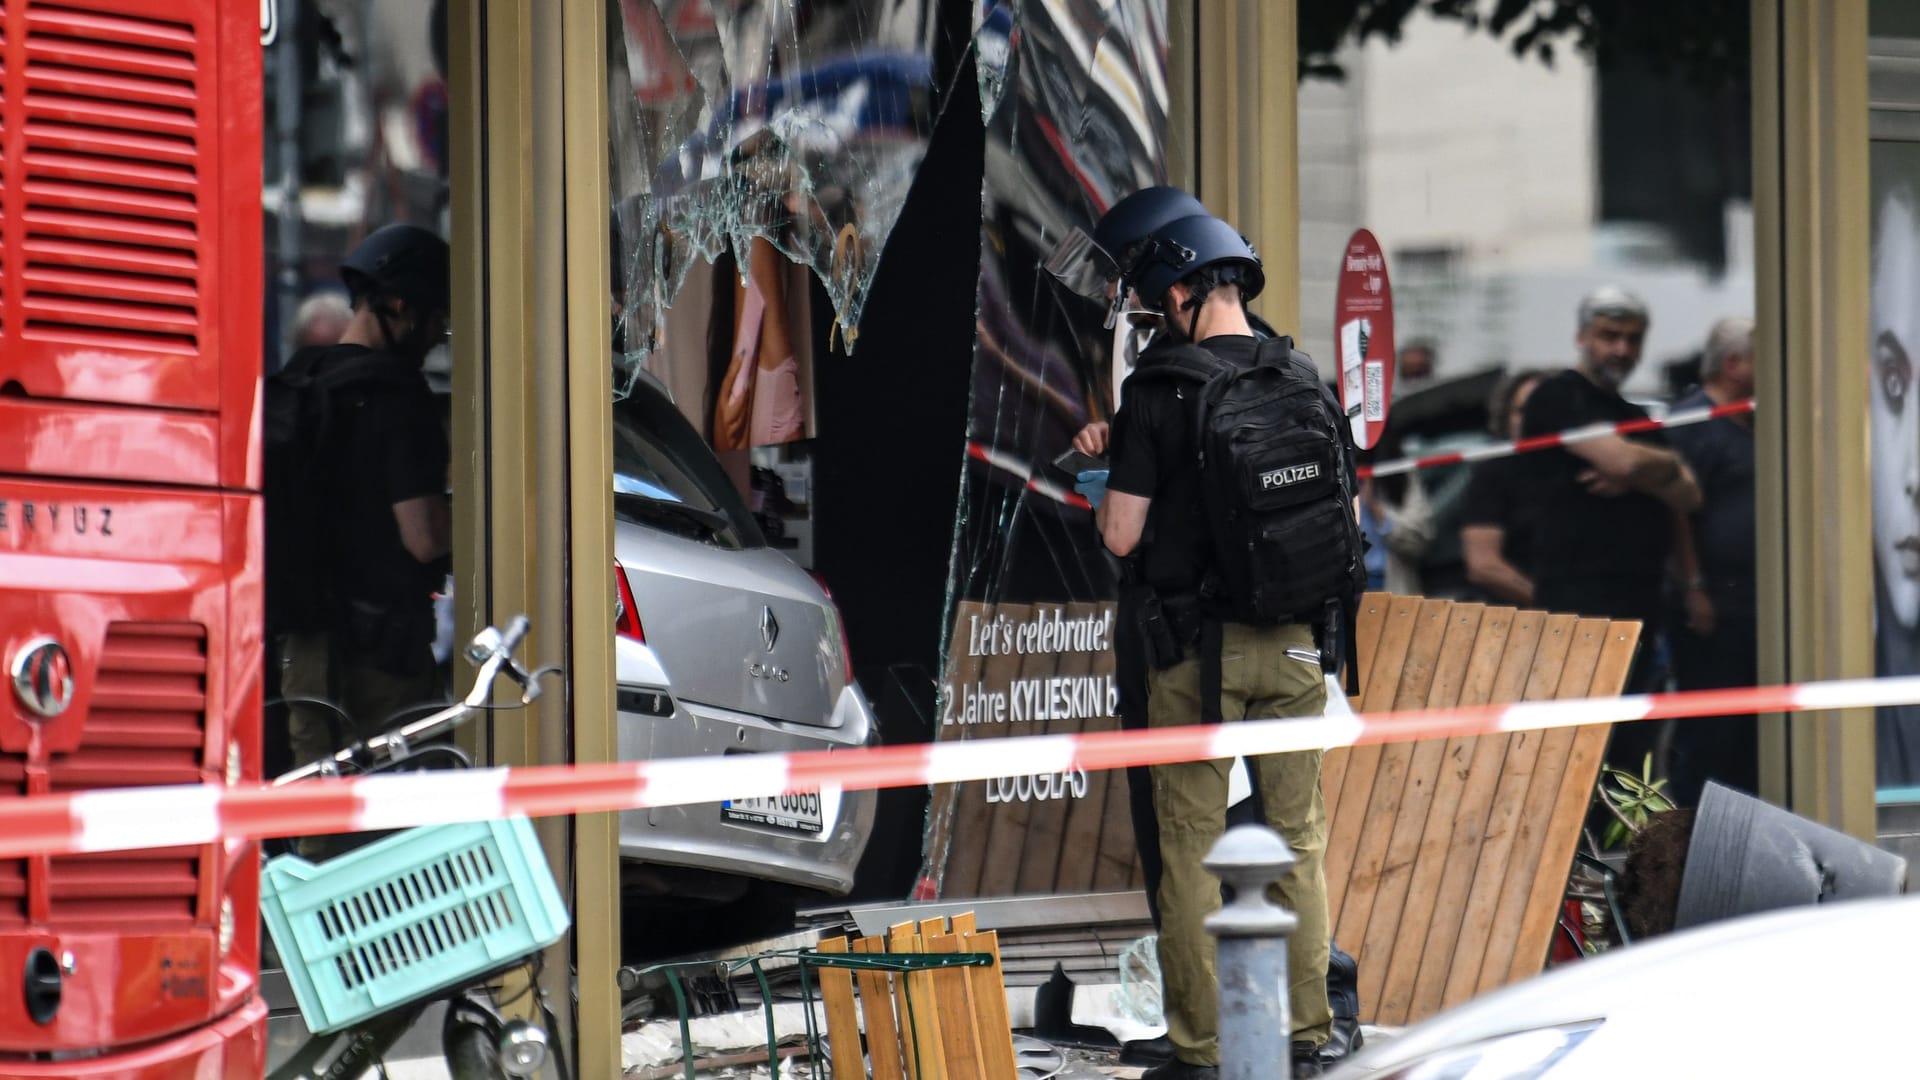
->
xmin=339 ymin=224 xmax=452 ymax=363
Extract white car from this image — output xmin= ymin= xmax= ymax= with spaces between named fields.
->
xmin=1326 ymin=894 xmax=1920 ymax=1079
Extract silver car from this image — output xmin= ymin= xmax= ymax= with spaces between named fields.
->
xmin=610 ymin=371 xmax=877 ymax=922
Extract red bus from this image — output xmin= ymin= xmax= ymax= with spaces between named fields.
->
xmin=0 ymin=1 xmax=268 ymax=1075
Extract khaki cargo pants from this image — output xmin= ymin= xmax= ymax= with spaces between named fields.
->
xmin=279 ymin=631 xmax=439 ymax=857
xmin=1147 ymin=620 xmax=1331 ymax=1067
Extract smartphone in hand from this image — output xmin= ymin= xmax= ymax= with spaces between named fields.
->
xmin=1051 ymin=447 xmax=1108 ymax=480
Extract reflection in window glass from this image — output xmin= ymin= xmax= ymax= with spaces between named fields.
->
xmin=1298 ymin=11 xmax=1756 ymax=805
xmin=605 ymin=0 xmax=965 ymax=389
xmin=259 ymin=0 xmax=458 ymax=846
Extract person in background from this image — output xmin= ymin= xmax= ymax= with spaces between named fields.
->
xmin=276 ymin=226 xmax=453 ymax=788
xmin=1460 ymin=369 xmax=1547 ymax=604
xmin=1520 ymin=287 xmax=1699 ymax=789
xmin=292 ymin=288 xmax=354 ymax=351
xmin=1665 ymin=316 xmax=1758 ymax=804
xmin=1394 ymin=338 xmax=1439 ymax=399
xmin=1356 ymin=430 xmax=1434 ymax=595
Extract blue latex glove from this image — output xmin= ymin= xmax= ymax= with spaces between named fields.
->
xmin=1074 ymin=469 xmax=1109 ymax=510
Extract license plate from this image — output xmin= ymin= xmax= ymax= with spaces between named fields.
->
xmin=723 ymin=791 xmax=824 ymax=834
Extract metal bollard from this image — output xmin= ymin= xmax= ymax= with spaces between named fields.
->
xmin=1205 ymin=824 xmax=1298 ymax=1080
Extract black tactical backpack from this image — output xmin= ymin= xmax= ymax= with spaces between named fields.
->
xmin=1131 ymin=335 xmax=1366 ymax=630
xmin=1130 ymin=335 xmax=1369 ymax=699
xmin=262 ymin=346 xmax=421 ymax=635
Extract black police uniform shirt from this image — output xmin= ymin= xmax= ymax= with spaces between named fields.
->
xmin=1665 ymin=388 xmax=1756 ymax=621
xmin=311 ymin=345 xmax=451 ymax=616
xmin=1107 ymin=334 xmax=1353 ymax=606
xmin=1516 ymin=368 xmax=1671 ymax=623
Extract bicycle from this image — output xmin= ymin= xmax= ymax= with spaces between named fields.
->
xmin=263 ymin=616 xmax=571 ymax=1080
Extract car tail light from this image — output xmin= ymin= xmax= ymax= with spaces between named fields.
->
xmin=808 ymin=570 xmax=855 ymax=685
xmin=614 ymin=560 xmax=645 ymax=643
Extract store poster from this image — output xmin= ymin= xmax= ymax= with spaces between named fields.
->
xmin=919 ymin=0 xmax=1173 ymax=897
xmin=1870 ymin=138 xmax=1920 ymax=789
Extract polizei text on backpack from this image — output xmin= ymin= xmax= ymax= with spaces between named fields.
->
xmin=1259 ymin=462 xmax=1321 ymax=490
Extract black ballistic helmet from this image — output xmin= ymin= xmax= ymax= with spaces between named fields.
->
xmin=1091 ymin=185 xmax=1209 ymax=269
xmin=340 ymin=224 xmax=452 ymax=315
xmin=1124 ymin=212 xmax=1264 ymax=308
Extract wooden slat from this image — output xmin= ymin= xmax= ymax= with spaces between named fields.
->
xmin=1438 ymin=612 xmax=1578 ymax=1009
xmin=1324 ymin=593 xmax=1391 ymax=812
xmin=1325 ymin=594 xmax=1423 ymax=921
xmin=958 ymin=922 xmax=1022 ymax=1080
xmin=1054 ymin=603 xmax=1119 ymax=894
xmin=1503 ymin=620 xmax=1644 ymax=984
xmin=1352 ymin=592 xmax=1392 ymax=707
xmin=926 ymin=931 xmax=988 ymax=1078
xmin=1354 ymin=600 xmax=1478 ymax=1016
xmin=853 ymin=935 xmax=908 ymax=1080
xmin=1373 ymin=603 xmax=1501 ymax=1025
xmin=890 ymin=920 xmax=947 ymax=1080
xmin=1471 ymin=617 xmax=1608 ymax=993
xmin=817 ymin=936 xmax=868 ymax=1080
xmin=1403 ymin=606 xmax=1542 ymax=1020
xmin=1336 ymin=598 xmax=1453 ymax=951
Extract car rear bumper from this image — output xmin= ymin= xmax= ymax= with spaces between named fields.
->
xmin=615 ymin=642 xmax=877 ymax=897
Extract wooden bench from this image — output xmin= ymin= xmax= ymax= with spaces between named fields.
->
xmin=1324 ymin=593 xmax=1641 ymax=1026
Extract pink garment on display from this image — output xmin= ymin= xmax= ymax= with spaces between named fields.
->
xmin=724 ymin=275 xmax=767 ymax=417
xmin=750 ymin=354 xmax=805 ymax=445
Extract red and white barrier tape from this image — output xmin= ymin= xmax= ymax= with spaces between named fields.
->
xmin=0 ymin=669 xmax=1906 ymax=859
xmin=1358 ymin=398 xmax=1755 ymax=480
xmin=967 ymin=399 xmax=1755 ymax=503
xmin=966 ymin=440 xmax=1092 ymax=509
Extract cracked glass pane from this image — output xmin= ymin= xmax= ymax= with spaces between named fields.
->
xmin=921 ymin=0 xmax=1170 ymax=898
xmin=607 ymin=0 xmax=964 ymax=396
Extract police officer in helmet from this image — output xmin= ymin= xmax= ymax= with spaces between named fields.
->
xmin=1068 ymin=188 xmax=1350 ymax=1078
xmin=273 ymin=224 xmax=454 ymax=847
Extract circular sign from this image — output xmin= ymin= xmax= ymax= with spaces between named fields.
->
xmin=1333 ymin=229 xmax=1396 ymax=450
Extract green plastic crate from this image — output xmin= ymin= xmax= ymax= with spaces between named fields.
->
xmin=261 ymin=816 xmax=571 ymax=1034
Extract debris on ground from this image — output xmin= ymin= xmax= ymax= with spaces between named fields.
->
xmin=621 ymin=1002 xmax=825 ymax=1077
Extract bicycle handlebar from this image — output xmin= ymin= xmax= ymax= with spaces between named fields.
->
xmin=274 ymin=616 xmax=556 ymax=786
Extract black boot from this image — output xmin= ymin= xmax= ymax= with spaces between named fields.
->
xmin=1141 ymin=1058 xmax=1220 ymax=1080
xmin=1123 ymin=1035 xmax=1176 ymax=1066
xmin=1290 ymin=1041 xmax=1326 ymax=1077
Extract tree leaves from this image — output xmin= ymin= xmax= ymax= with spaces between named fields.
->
xmin=1296 ymin=0 xmax=1748 ymax=89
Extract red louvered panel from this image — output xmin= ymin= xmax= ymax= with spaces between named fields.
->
xmin=45 ymin=850 xmax=196 ymax=927
xmin=1 ymin=0 xmax=214 ymax=408
xmin=42 ymin=622 xmax=207 ymax=926
xmin=0 ymin=760 xmax=21 ymax=928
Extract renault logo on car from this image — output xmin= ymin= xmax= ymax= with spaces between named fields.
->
xmin=760 ymin=607 xmax=779 ymax=652
xmin=12 ymin=637 xmax=74 ymax=719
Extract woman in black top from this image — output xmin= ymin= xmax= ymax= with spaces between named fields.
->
xmin=1459 ymin=369 xmax=1545 ymax=604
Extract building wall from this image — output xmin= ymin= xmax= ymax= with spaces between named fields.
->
xmin=1295 ymin=13 xmax=1752 ymax=394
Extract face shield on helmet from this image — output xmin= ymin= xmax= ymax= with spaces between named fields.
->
xmin=1044 ymin=186 xmax=1215 ymax=330
xmin=1042 ymin=226 xmax=1131 ymax=328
